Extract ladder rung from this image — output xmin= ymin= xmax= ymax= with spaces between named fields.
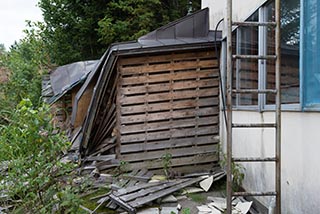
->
xmin=233 ymin=191 xmax=277 ymax=197
xmin=232 ymin=89 xmax=277 ymax=94
xmin=232 ymin=123 xmax=276 ymax=128
xmin=232 ymin=21 xmax=277 ymax=27
xmin=233 ymin=157 xmax=276 ymax=162
xmin=233 ymin=55 xmax=277 ymax=60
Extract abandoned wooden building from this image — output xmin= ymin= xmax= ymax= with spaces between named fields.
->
xmin=69 ymin=8 xmax=222 ymax=174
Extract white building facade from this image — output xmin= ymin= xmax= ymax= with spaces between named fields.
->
xmin=202 ymin=0 xmax=320 ymax=213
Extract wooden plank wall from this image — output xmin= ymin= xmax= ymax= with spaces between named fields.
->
xmin=116 ymin=49 xmax=220 ymax=173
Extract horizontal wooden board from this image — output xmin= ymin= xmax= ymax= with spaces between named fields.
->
xmin=121 ymin=69 xmax=219 ymax=86
xmin=120 ymin=116 xmax=219 ymax=134
xmin=121 ymin=97 xmax=219 ymax=115
xmin=120 ymin=59 xmax=218 ymax=75
xmin=116 ymin=49 xmax=220 ymax=172
xmin=120 ymin=135 xmax=219 ymax=153
xmin=120 ymin=126 xmax=219 ymax=143
xmin=118 ymin=50 xmax=216 ymax=67
xmin=127 ymin=178 xmax=204 ymax=208
xmin=120 ymin=107 xmax=219 ymax=125
xmin=120 ymin=88 xmax=218 ymax=105
xmin=126 ymin=153 xmax=219 ymax=170
xmin=150 ymin=163 xmax=219 ymax=175
xmin=120 ymin=78 xmax=219 ymax=95
xmin=120 ymin=180 xmax=187 ymax=202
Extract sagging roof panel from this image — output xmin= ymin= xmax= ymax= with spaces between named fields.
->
xmin=49 ymin=60 xmax=98 ymax=104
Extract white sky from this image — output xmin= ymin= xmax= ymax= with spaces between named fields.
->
xmin=0 ymin=0 xmax=43 ymax=49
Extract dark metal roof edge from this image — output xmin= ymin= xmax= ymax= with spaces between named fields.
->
xmin=138 ymin=7 xmax=209 ymax=41
xmin=115 ymin=40 xmax=221 ymax=56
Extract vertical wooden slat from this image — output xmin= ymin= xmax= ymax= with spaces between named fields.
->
xmin=116 ymin=63 xmax=122 ymax=158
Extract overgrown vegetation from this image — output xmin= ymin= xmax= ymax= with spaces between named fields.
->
xmin=0 ymin=13 xmax=81 ymax=212
xmin=0 ymin=99 xmax=82 ymax=213
xmin=161 ymin=152 xmax=172 ymax=179
xmin=220 ymin=152 xmax=245 ymax=191
xmin=0 ymin=23 xmax=50 ymax=112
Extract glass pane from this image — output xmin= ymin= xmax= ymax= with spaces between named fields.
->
xmin=266 ymin=0 xmax=300 ymax=104
xmin=238 ymin=11 xmax=259 ymax=106
xmin=303 ymin=0 xmax=320 ymax=106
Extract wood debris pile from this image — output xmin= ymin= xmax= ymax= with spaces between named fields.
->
xmin=79 ymin=168 xmax=227 ymax=214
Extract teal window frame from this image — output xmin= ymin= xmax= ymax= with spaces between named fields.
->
xmin=301 ymin=0 xmax=320 ymax=110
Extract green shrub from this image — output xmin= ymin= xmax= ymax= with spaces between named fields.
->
xmin=0 ymin=99 xmax=81 ymax=213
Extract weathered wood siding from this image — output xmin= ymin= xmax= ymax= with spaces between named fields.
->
xmin=116 ymin=49 xmax=220 ymax=172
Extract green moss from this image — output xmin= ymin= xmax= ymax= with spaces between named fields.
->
xmin=80 ymin=188 xmax=116 ymax=213
xmin=182 ymin=208 xmax=191 ymax=214
xmin=187 ymin=193 xmax=206 ymax=204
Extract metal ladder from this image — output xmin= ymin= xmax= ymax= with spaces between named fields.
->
xmin=226 ymin=0 xmax=281 ymax=214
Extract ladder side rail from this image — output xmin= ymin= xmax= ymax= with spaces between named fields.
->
xmin=275 ymin=0 xmax=282 ymax=213
xmin=226 ymin=0 xmax=233 ymax=214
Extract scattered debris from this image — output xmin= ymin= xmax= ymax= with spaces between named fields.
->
xmin=234 ymin=201 xmax=253 ymax=214
xmin=197 ymin=204 xmax=212 ymax=213
xmin=109 ymin=177 xmax=205 ymax=213
xmin=161 ymin=195 xmax=178 ymax=203
xmin=199 ymin=196 xmax=253 ymax=214
xmin=200 ymin=176 xmax=214 ymax=192
xmin=182 ymin=187 xmax=205 ymax=195
xmin=76 ymin=167 xmax=226 ymax=214
xmin=161 ymin=206 xmax=179 ymax=214
xmin=137 ymin=207 xmax=159 ymax=214
xmin=177 ymin=203 xmax=182 ymax=211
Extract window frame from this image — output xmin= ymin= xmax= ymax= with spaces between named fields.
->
xmin=231 ymin=1 xmax=303 ymax=112
xmin=300 ymin=0 xmax=320 ymax=111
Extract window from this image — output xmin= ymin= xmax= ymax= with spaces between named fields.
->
xmin=302 ymin=0 xmax=320 ymax=108
xmin=232 ymin=0 xmax=300 ymax=110
xmin=233 ymin=11 xmax=259 ymax=107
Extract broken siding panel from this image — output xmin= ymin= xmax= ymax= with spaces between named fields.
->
xmin=117 ymin=49 xmax=220 ymax=172
xmin=72 ymin=82 xmax=95 ymax=128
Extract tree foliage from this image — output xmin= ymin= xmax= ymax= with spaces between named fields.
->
xmin=38 ymin=0 xmax=108 ymax=65
xmin=38 ymin=0 xmax=201 ymax=65
xmin=281 ymin=0 xmax=300 ymax=45
xmin=0 ymin=22 xmax=51 ymax=111
xmin=0 ymin=23 xmax=86 ymax=212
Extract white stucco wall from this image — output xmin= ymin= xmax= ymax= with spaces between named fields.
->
xmin=220 ymin=111 xmax=320 ymax=213
xmin=202 ymin=0 xmax=267 ymax=33
xmin=204 ymin=1 xmax=319 ymax=212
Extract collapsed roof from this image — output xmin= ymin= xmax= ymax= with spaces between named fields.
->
xmin=70 ymin=8 xmax=222 ymax=157
xmin=46 ymin=60 xmax=98 ymax=104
